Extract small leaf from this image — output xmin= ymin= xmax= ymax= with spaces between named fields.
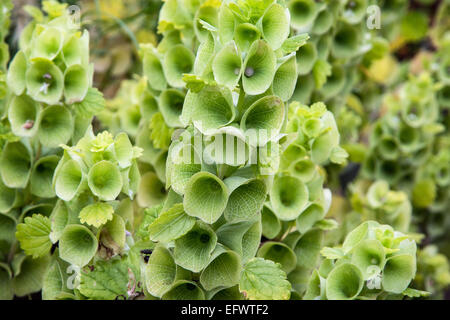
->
xmin=320 ymin=247 xmax=344 ymax=260
xmin=149 ymin=112 xmax=173 ymax=150
xmin=313 ymin=59 xmax=331 ymax=89
xmin=16 ymin=214 xmax=52 ymax=258
xmin=79 ymin=203 xmax=114 ymax=228
xmin=239 ymin=258 xmax=291 ymax=300
xmin=402 ymin=288 xmax=430 ymax=298
xmin=281 ymin=34 xmax=310 ymax=54
xmin=79 ymin=259 xmax=130 ymax=300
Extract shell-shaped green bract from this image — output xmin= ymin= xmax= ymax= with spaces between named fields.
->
xmin=273 ymin=55 xmax=298 ymax=101
xmin=260 ymin=3 xmax=290 ymax=51
xmin=30 ymin=155 xmax=59 ymax=198
xmin=194 ymin=5 xmax=218 ymax=43
xmin=242 ymin=40 xmax=277 ymax=95
xmin=351 ymin=239 xmax=386 ymax=279
xmin=311 ymin=9 xmax=333 ymax=35
xmin=342 ymin=0 xmax=368 ymax=24
xmin=143 ymin=49 xmax=167 ymax=91
xmin=296 ymin=42 xmax=317 ymax=75
xmin=174 ymin=221 xmax=217 ymax=272
xmin=224 ymin=178 xmax=266 ymax=222
xmin=88 ymin=160 xmax=123 ymax=201
xmin=64 ymin=64 xmax=89 ymax=104
xmin=59 ymin=225 xmax=98 ymax=267
xmin=261 ymin=205 xmax=282 ymax=239
xmin=183 ymin=172 xmax=229 ymax=224
xmin=145 ymin=246 xmax=177 ymax=297
xmin=296 ymin=203 xmax=324 ymax=233
xmin=241 ymin=95 xmax=285 ymax=146
xmin=62 ymin=31 xmax=89 ymax=67
xmin=320 ymin=64 xmax=345 ymax=99
xmin=200 ymin=246 xmax=242 ymax=291
xmin=212 ymin=41 xmax=242 ymax=88
xmin=137 ymin=171 xmax=166 ymax=208
xmin=235 ymin=23 xmax=261 ymax=53
xmin=382 ymin=255 xmax=416 ymax=294
xmin=163 ymin=44 xmax=195 ymax=88
xmin=162 ymin=280 xmax=205 ymax=300
xmin=288 ymin=0 xmax=318 ymax=29
xmin=257 ymin=242 xmax=297 ymax=274
xmin=325 ymin=263 xmax=364 ymax=300
xmin=38 ymin=105 xmax=74 ymax=148
xmin=183 ymin=86 xmax=235 ymax=132
xmin=31 ymin=27 xmax=63 ymax=61
xmin=294 ymin=229 xmax=323 ymax=269
xmin=270 ymin=175 xmax=309 ymax=221
xmin=8 ymin=94 xmax=40 ymax=137
xmin=332 ymin=23 xmax=361 ymax=59
xmin=0 ymin=179 xmax=17 ymax=213
xmin=159 ymin=89 xmax=184 ymax=127
xmin=0 ymin=141 xmax=32 ymax=188
xmin=218 ymin=4 xmax=235 ymax=45
xmin=54 ymin=159 xmax=84 ymax=202
xmin=216 ymin=220 xmax=262 ymax=264
xmin=7 ymin=50 xmax=27 ymax=96
xmin=25 ymin=58 xmax=64 ymax=105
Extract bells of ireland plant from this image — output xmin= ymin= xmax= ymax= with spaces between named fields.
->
xmin=306 ymin=221 xmax=426 ymax=300
xmin=134 ymin=0 xmax=336 ymax=301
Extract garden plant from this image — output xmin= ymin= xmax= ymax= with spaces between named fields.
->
xmin=0 ymin=0 xmax=448 ymax=301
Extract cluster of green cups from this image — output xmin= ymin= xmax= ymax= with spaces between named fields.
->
xmin=308 ymin=221 xmax=419 ymax=300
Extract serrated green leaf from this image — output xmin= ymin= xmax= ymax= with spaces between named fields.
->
xmin=79 ymin=202 xmax=114 ymax=228
xmin=79 ymin=259 xmax=130 ymax=300
xmin=239 ymin=258 xmax=291 ymax=300
xmin=73 ymin=88 xmax=105 ymax=118
xmin=16 ymin=214 xmax=52 ymax=258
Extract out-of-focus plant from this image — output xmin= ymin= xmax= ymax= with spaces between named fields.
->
xmin=308 ymin=220 xmax=426 ymax=300
xmin=0 ymin=0 xmax=114 ymax=299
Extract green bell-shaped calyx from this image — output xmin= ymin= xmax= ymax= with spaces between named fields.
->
xmin=30 ymin=27 xmax=63 ymax=61
xmin=59 ymin=224 xmax=98 ymax=267
xmin=30 ymin=155 xmax=59 ymax=198
xmin=200 ymin=245 xmax=242 ymax=291
xmin=54 ymin=159 xmax=84 ymax=201
xmin=26 ymin=57 xmax=64 ymax=105
xmin=382 ymin=255 xmax=416 ymax=294
xmin=163 ymin=44 xmax=195 ymax=88
xmin=7 ymin=50 xmax=28 ymax=96
xmin=257 ymin=242 xmax=297 ymax=274
xmin=242 ymin=40 xmax=277 ymax=95
xmin=241 ymin=95 xmax=285 ymax=146
xmin=212 ymin=41 xmax=242 ymax=88
xmin=38 ymin=105 xmax=74 ymax=148
xmin=182 ymin=86 xmax=235 ymax=132
xmin=259 ymin=3 xmax=290 ymax=50
xmin=325 ymin=263 xmax=364 ymax=300
xmin=8 ymin=94 xmax=40 ymax=137
xmin=145 ymin=245 xmax=178 ymax=298
xmin=288 ymin=0 xmax=318 ymax=29
xmin=223 ymin=177 xmax=266 ymax=222
xmin=183 ymin=172 xmax=229 ymax=224
xmin=174 ymin=221 xmax=217 ymax=272
xmin=270 ymin=175 xmax=309 ymax=221
xmin=88 ymin=160 xmax=123 ymax=201
xmin=0 ymin=141 xmax=32 ymax=188
xmin=64 ymin=64 xmax=89 ymax=104
xmin=159 ymin=89 xmax=185 ymax=127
